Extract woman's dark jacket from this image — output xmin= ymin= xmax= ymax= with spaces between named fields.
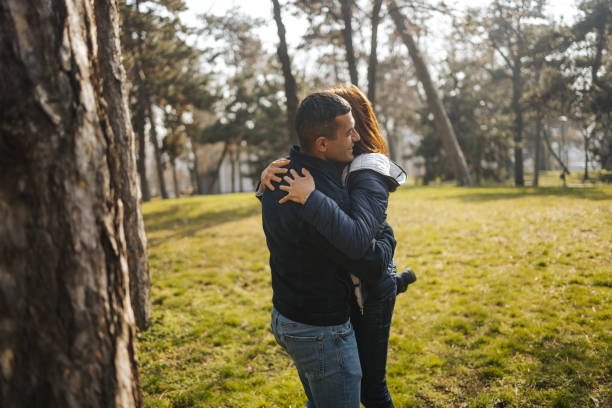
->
xmin=300 ymin=153 xmax=405 ymax=302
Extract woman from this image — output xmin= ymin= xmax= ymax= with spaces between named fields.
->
xmin=260 ymin=85 xmax=415 ymax=408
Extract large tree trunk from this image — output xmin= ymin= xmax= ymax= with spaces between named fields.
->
xmin=271 ymin=0 xmax=299 ymax=144
xmin=97 ymin=0 xmax=150 ymax=331
xmin=367 ymin=0 xmax=383 ymax=106
xmin=148 ymin=105 xmax=168 ymax=198
xmin=0 ymin=0 xmax=142 ymax=406
xmin=388 ymin=1 xmax=472 ymax=186
xmin=340 ymin=0 xmax=359 ymax=86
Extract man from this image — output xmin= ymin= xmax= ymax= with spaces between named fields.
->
xmin=260 ymin=92 xmax=396 ymax=407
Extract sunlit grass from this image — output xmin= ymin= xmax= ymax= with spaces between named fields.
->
xmin=138 ymin=186 xmax=611 ymax=407
xmin=406 ymin=170 xmax=610 ymax=188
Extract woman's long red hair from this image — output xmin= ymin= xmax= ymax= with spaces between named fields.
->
xmin=329 ymin=85 xmax=388 ymax=156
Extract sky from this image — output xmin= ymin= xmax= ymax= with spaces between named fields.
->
xmin=183 ymin=0 xmax=580 ymax=43
xmin=183 ymin=0 xmax=580 ymax=78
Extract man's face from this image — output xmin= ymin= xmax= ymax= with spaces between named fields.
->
xmin=324 ymin=112 xmax=360 ymax=164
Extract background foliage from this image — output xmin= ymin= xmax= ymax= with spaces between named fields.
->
xmin=119 ymin=0 xmax=611 ymax=196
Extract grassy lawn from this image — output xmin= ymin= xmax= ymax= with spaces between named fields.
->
xmin=138 ymin=186 xmax=611 ymax=408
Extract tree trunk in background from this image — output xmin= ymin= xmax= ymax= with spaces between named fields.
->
xmin=230 ymin=146 xmax=237 ymax=193
xmin=367 ymin=0 xmax=383 ymax=106
xmin=583 ymin=128 xmax=590 ymax=181
xmin=191 ymin=142 xmax=203 ymax=194
xmin=134 ymin=96 xmax=150 ymax=202
xmin=0 ymin=0 xmax=141 ymax=406
xmin=210 ymin=141 xmax=229 ymax=193
xmin=97 ymin=0 xmax=150 ymax=331
xmin=271 ymin=0 xmax=299 ymax=144
xmin=511 ymin=61 xmax=525 ymax=186
xmin=340 ymin=0 xmax=359 ymax=86
xmin=381 ymin=112 xmax=398 ymax=162
xmin=388 ymin=0 xmax=473 ymax=186
xmin=378 ymin=76 xmax=399 ymax=162
xmin=148 ymin=105 xmax=168 ymax=198
xmin=533 ymin=117 xmax=542 ymax=187
xmin=543 ymin=127 xmax=571 ymax=175
xmin=474 ymin=135 xmax=484 ymax=185
xmin=238 ymin=143 xmax=245 ymax=192
xmin=171 ymin=158 xmax=179 ymax=197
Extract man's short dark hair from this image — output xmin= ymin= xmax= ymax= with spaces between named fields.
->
xmin=295 ymin=92 xmax=351 ymax=150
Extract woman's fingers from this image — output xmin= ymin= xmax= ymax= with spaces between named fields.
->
xmin=270 ymin=167 xmax=289 ymax=175
xmin=263 ymin=179 xmax=276 ymax=191
xmin=261 ymin=158 xmax=291 ymax=191
xmin=276 ymin=167 xmax=310 ymax=205
xmin=302 ymin=167 xmax=313 ymax=180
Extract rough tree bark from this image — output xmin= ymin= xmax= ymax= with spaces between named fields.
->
xmin=0 ymin=0 xmax=143 ymax=406
xmin=271 ymin=0 xmax=299 ymax=144
xmin=388 ymin=0 xmax=473 ymax=186
xmin=340 ymin=0 xmax=359 ymax=86
xmin=367 ymin=0 xmax=383 ymax=106
xmin=97 ymin=0 xmax=150 ymax=331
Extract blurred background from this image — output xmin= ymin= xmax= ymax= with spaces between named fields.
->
xmin=118 ymin=0 xmax=611 ymax=197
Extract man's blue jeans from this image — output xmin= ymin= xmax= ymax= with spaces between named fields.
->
xmin=271 ymin=308 xmax=362 ymax=408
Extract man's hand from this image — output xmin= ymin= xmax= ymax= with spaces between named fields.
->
xmin=278 ymin=168 xmax=315 ymax=205
xmin=260 ymin=158 xmax=291 ymax=191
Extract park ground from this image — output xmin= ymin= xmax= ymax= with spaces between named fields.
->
xmin=137 ymin=176 xmax=611 ymax=407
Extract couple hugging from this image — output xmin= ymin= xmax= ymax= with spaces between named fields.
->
xmin=258 ymin=86 xmax=416 ymax=407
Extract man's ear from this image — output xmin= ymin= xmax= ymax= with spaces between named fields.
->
xmin=313 ymin=136 xmax=328 ymax=153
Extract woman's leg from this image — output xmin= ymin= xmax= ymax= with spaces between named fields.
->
xmin=351 ymin=289 xmax=397 ymax=408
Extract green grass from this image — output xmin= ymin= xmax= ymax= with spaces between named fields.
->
xmin=138 ymin=186 xmax=612 ymax=407
xmin=407 ymin=170 xmax=610 ymax=188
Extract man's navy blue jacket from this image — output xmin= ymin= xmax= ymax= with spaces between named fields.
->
xmin=261 ymin=146 xmax=396 ymax=326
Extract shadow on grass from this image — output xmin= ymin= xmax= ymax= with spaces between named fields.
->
xmin=144 ymin=201 xmax=261 ymax=243
xmin=451 ymin=187 xmax=612 ymax=202
xmin=523 ymin=335 xmax=608 ymax=406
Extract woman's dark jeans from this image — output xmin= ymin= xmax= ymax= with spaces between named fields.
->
xmin=350 ymin=285 xmax=397 ymax=408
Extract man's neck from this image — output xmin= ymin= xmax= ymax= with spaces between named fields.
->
xmin=334 ymin=162 xmax=347 ymax=174
xmin=301 ymin=147 xmax=347 ymax=174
